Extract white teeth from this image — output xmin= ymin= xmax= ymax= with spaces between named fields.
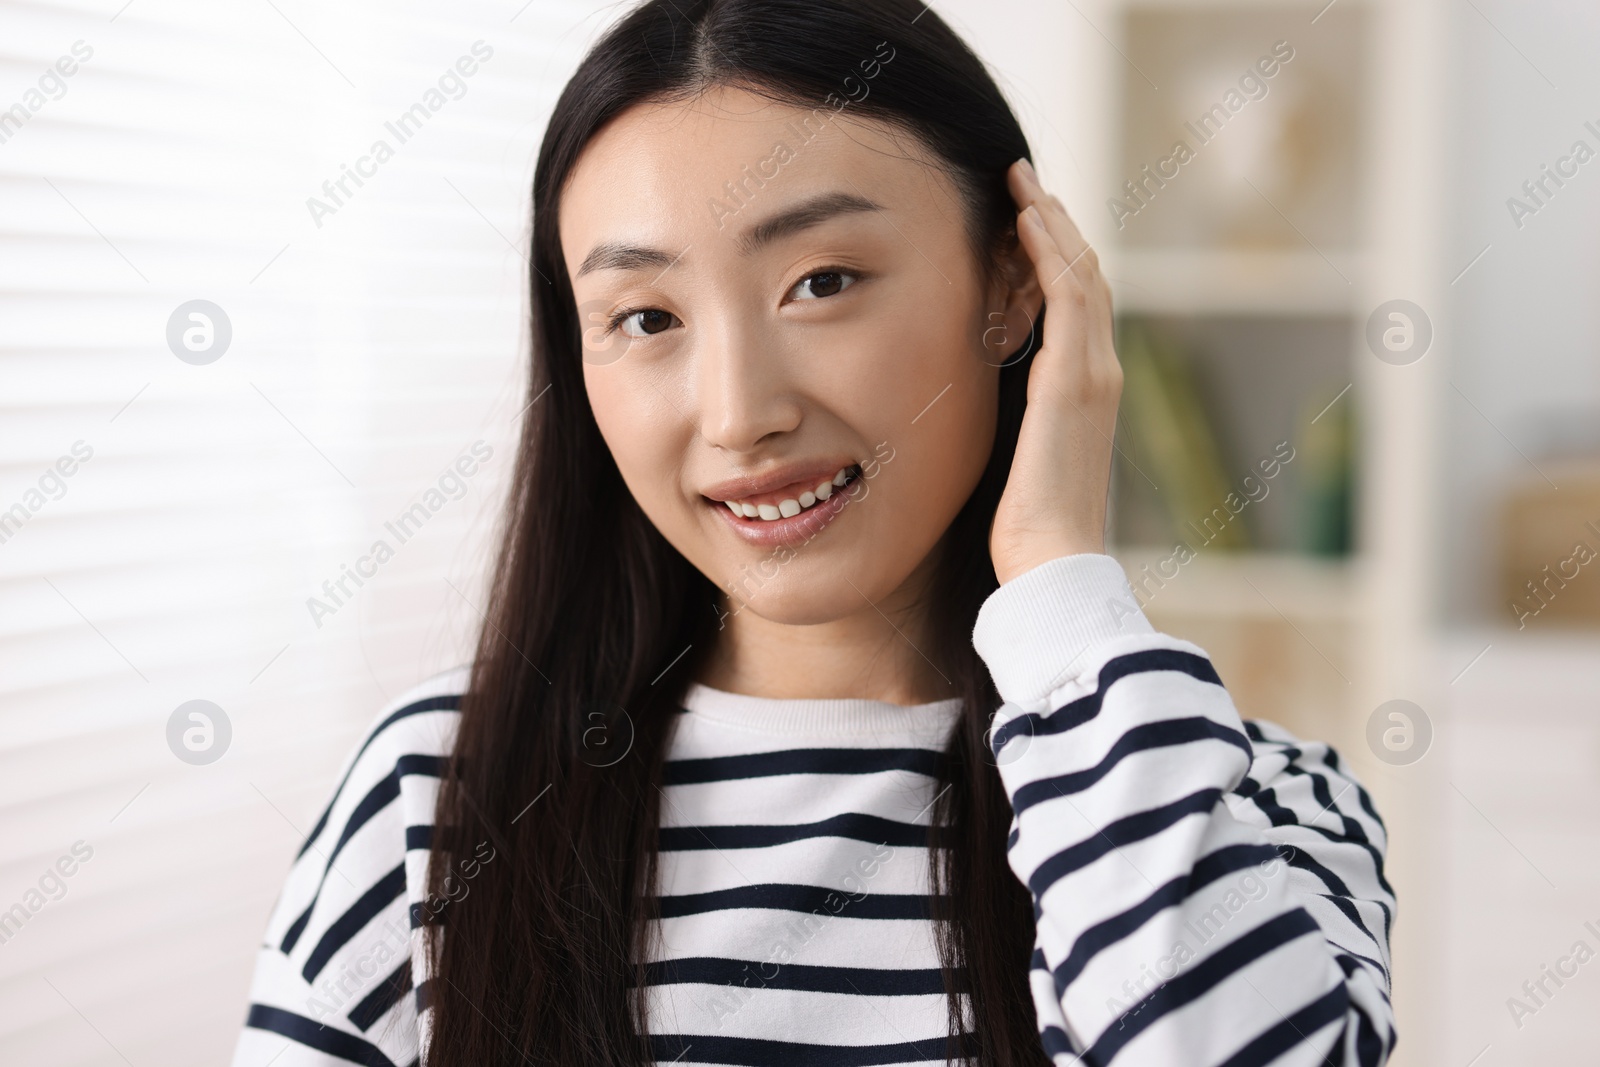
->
xmin=726 ymin=466 xmax=856 ymax=521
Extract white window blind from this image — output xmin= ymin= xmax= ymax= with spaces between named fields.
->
xmin=0 ymin=1 xmax=604 ymax=1062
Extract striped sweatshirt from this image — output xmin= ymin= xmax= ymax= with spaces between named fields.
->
xmin=231 ymin=553 xmax=1396 ymax=1067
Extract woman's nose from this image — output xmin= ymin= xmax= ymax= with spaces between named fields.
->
xmin=694 ymin=320 xmax=803 ymax=453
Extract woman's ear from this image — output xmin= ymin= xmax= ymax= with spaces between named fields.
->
xmin=1001 ymin=221 xmax=1046 ymax=320
xmin=981 ymin=224 xmax=1046 ymax=365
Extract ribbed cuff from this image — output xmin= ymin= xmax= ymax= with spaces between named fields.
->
xmin=971 ymin=553 xmax=1153 ymax=709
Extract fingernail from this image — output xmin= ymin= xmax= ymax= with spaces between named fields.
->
xmin=1023 ymin=204 xmax=1043 ymax=226
xmin=1016 ymin=157 xmax=1037 ymax=181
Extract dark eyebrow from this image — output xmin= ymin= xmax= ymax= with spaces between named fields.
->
xmin=733 ymin=190 xmax=884 ymax=256
xmin=574 ymin=191 xmax=884 ymax=278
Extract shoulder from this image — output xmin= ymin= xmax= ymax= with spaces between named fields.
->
xmin=292 ymin=664 xmax=471 ymax=867
xmin=360 ymin=662 xmax=471 ymax=756
xmin=255 ymin=663 xmax=472 ymax=946
xmin=237 ymin=667 xmax=472 ymax=1060
xmin=339 ymin=663 xmax=470 ymax=783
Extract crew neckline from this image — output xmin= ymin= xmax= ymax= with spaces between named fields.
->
xmin=680 ymin=681 xmax=965 ymax=738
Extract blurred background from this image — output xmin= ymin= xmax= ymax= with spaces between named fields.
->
xmin=0 ymin=0 xmax=1595 ymax=1063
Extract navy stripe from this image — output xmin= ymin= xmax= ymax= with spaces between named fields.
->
xmin=1334 ymin=949 xmax=1392 ymax=997
xmin=646 ymin=1028 xmax=979 ymax=1066
xmin=302 ymin=864 xmax=408 ymax=983
xmin=1354 ymin=780 xmax=1387 ymax=835
xmin=348 ymin=960 xmax=412 ymax=1032
xmin=1312 ymin=895 xmax=1388 ymax=972
xmin=641 ymin=956 xmax=951 ymax=995
xmin=1087 ymin=908 xmax=1324 ymax=1064
xmin=661 ymin=812 xmax=937 ymax=851
xmin=1238 ymin=779 xmax=1395 ymax=926
xmin=244 ymin=1004 xmax=400 ymax=1067
xmin=1283 ymin=762 xmax=1369 ymax=845
xmin=1286 ymin=847 xmax=1356 ymax=900
xmin=393 ymin=753 xmax=445 ymax=780
xmin=1217 ymin=983 xmax=1348 ymax=1067
xmin=1311 ymin=891 xmax=1385 ymax=961
xmin=664 ymin=747 xmax=945 ymax=785
xmin=1241 ymin=782 xmax=1303 ymax=828
xmin=1027 ymin=788 xmax=1222 ymax=901
xmin=1350 ymin=992 xmax=1390 ymax=1066
xmin=1040 ymin=1023 xmax=1081 ymax=1060
xmin=656 ymin=882 xmax=939 ymax=920
xmin=279 ymin=906 xmax=314 ymax=961
xmin=1308 ymin=737 xmax=1390 ymax=834
xmin=992 ymin=649 xmax=1222 ymax=753
xmin=1010 ymin=717 xmax=1252 ymax=816
xmin=1287 ymin=764 xmax=1399 ymax=906
xmin=1237 ymin=756 xmax=1396 ymax=916
xmin=1047 ymin=843 xmax=1279 ymax=997
xmin=405 ymin=824 xmax=431 ymax=851
xmin=1230 ymin=773 xmax=1265 ymax=800
xmin=329 ymin=771 xmax=400 ymax=867
xmin=296 ymin=695 xmax=459 ymax=860
xmin=282 ymin=756 xmax=443 ymax=953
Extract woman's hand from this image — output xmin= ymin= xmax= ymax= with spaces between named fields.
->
xmin=988 ymin=158 xmax=1124 ymax=586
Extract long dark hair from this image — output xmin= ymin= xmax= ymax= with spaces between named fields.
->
xmin=423 ymin=0 xmax=1049 ymax=1062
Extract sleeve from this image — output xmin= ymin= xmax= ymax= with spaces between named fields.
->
xmin=229 ymin=683 xmax=458 ymax=1067
xmin=970 ymin=554 xmax=1396 ymax=1067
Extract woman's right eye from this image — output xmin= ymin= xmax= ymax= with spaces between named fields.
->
xmin=613 ymin=308 xmax=678 ymax=337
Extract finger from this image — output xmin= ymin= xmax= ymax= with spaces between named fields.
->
xmin=1015 ymin=204 xmax=1087 ymax=357
xmin=1018 ymin=215 xmax=1125 ymax=456
xmin=1007 ymin=160 xmax=1097 ymax=288
xmin=1008 ymin=162 xmax=1115 ymax=354
xmin=1017 ymin=203 xmax=1121 ymax=386
xmin=1018 ymin=204 xmax=1100 ymax=330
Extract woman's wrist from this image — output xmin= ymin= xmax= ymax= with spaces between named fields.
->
xmin=992 ymin=538 xmax=1105 ymax=587
xmin=972 ymin=552 xmax=1154 ymax=709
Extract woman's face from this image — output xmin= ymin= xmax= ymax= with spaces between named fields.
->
xmin=560 ymin=85 xmax=1025 ymax=627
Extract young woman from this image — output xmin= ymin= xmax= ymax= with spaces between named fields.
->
xmin=231 ymin=1 xmax=1396 ymax=1064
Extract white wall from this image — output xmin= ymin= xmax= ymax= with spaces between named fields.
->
xmin=0 ymin=2 xmax=600 ymax=1061
xmin=1442 ymin=0 xmax=1600 ymax=621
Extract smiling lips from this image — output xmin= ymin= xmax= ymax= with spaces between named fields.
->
xmin=703 ymin=460 xmax=866 ymax=549
xmin=719 ymin=464 xmax=859 ymax=521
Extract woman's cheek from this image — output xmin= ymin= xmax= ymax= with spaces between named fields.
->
xmin=587 ymin=371 xmax=653 ymax=465
xmin=585 ymin=373 xmax=676 ymax=516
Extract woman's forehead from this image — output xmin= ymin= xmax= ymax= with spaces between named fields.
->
xmin=558 ymin=86 xmax=961 ymax=272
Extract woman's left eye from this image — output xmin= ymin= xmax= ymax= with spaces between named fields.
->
xmin=788 ymin=270 xmax=858 ymax=301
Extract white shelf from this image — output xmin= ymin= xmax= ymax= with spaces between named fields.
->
xmin=1105 ymin=248 xmax=1367 ymax=316
xmin=1110 ymin=547 xmax=1360 ymax=623
xmin=1073 ymin=0 xmax=1447 ymax=1056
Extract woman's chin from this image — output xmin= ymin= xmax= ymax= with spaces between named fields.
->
xmin=716 ymin=564 xmax=896 ymax=628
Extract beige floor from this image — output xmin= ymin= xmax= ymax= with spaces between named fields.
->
xmin=1424 ymin=629 xmax=1600 ymax=1066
